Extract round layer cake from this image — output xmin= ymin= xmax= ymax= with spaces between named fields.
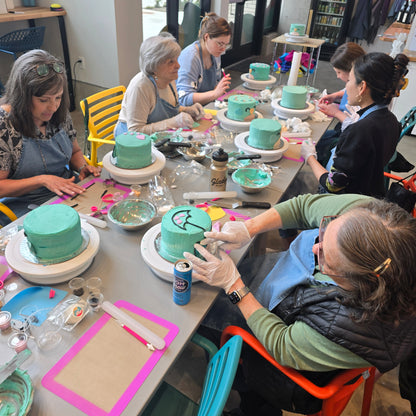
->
xmin=112 ymin=131 xmax=152 ymax=169
xmin=280 ymin=86 xmax=308 ymax=109
xmin=159 ymin=205 xmax=212 ymax=263
xmin=248 ymin=118 xmax=281 ymax=150
xmin=227 ymin=95 xmax=257 ymax=122
xmin=289 ymin=24 xmax=306 ymax=36
xmin=23 ymin=205 xmax=83 ymax=261
xmin=249 ymin=63 xmax=270 ymax=81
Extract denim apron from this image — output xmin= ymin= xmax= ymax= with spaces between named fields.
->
xmin=114 ymin=76 xmax=179 ymax=136
xmin=339 ymin=91 xmax=348 ymax=112
xmin=255 ymin=229 xmax=336 ymax=311
xmin=196 ymin=41 xmax=220 ymax=92
xmin=0 ymin=129 xmax=73 ymax=218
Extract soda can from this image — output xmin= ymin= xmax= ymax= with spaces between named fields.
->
xmin=173 ymin=259 xmax=192 ymax=305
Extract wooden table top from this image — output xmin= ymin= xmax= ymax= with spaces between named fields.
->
xmin=0 ymin=6 xmax=66 ymax=23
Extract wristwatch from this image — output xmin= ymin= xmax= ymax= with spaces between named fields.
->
xmin=228 ymin=286 xmax=250 ymax=304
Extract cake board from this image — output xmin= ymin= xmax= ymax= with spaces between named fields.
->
xmin=271 ymin=99 xmax=315 ymax=120
xmin=216 ymin=108 xmax=263 ymax=133
xmin=240 ymin=73 xmax=277 ymax=91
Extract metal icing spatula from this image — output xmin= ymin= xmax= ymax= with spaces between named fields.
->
xmin=214 ymin=199 xmax=271 ymax=209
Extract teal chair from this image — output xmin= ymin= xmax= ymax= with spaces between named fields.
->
xmin=142 ymin=334 xmax=243 ymax=416
xmin=0 ymin=27 xmax=46 ymax=61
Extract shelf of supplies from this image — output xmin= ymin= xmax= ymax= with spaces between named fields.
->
xmin=319 ymin=1 xmax=347 ymax=3
xmin=317 ymin=12 xmax=344 ymax=16
xmin=315 ymin=23 xmax=342 ymax=27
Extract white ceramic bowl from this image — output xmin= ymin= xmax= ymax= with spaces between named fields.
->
xmin=232 ymin=168 xmax=272 ymax=193
xmin=108 ymin=199 xmax=156 ymax=230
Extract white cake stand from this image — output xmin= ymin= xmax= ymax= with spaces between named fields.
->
xmin=5 ymin=222 xmax=100 ymax=285
xmin=234 ymin=132 xmax=289 ymax=163
xmin=102 ymin=147 xmax=166 ymax=185
xmin=284 ymin=33 xmax=309 ymax=43
xmin=271 ymin=99 xmax=315 ymax=120
xmin=141 ymin=223 xmax=199 ymax=283
xmin=216 ymin=108 xmax=263 ymax=133
xmin=240 ymin=73 xmax=277 ymax=90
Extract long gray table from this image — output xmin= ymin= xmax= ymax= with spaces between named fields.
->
xmin=0 ymin=94 xmax=331 ymax=416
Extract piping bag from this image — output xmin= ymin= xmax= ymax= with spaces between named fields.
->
xmin=102 ymin=301 xmax=166 ymax=350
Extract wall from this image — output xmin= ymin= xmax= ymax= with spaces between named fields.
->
xmin=278 ymin=0 xmax=311 ymax=35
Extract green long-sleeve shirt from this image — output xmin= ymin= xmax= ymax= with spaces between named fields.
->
xmin=247 ymin=193 xmax=373 ymax=371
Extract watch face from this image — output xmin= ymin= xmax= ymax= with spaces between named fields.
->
xmin=228 ymin=291 xmax=241 ymax=304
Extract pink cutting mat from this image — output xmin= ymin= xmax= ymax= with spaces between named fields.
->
xmin=42 ymin=300 xmax=179 ymax=416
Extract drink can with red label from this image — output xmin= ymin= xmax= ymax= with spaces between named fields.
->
xmin=173 ymin=259 xmax=192 ymax=305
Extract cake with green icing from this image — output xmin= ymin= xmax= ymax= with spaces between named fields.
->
xmin=112 ymin=131 xmax=152 ymax=169
xmin=289 ymin=24 xmax=306 ymax=36
xmin=159 ymin=205 xmax=212 ymax=263
xmin=280 ymin=86 xmax=308 ymax=109
xmin=249 ymin=63 xmax=270 ymax=81
xmin=23 ymin=205 xmax=83 ymax=262
xmin=248 ymin=118 xmax=282 ymax=150
xmin=227 ymin=95 xmax=257 ymax=122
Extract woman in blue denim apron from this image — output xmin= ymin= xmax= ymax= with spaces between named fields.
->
xmin=0 ymin=50 xmax=101 ymax=226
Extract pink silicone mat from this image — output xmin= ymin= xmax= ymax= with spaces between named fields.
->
xmin=42 ymin=300 xmax=179 ymax=416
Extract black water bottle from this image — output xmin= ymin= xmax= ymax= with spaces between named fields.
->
xmin=397 ymin=0 xmax=408 ymax=22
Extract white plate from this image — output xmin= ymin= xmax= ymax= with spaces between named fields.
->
xmin=234 ymin=132 xmax=289 ymax=163
xmin=271 ymin=99 xmax=315 ymax=120
xmin=102 ymin=147 xmax=166 ymax=185
xmin=141 ymin=223 xmax=199 ymax=283
xmin=5 ymin=222 xmax=100 ymax=285
xmin=284 ymin=33 xmax=309 ymax=43
xmin=216 ymin=108 xmax=263 ymax=133
xmin=240 ymin=73 xmax=277 ymax=90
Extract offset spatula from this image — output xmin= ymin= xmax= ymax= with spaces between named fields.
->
xmin=214 ymin=199 xmax=271 ymax=209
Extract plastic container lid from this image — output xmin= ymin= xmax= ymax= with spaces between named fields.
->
xmin=212 ymin=147 xmax=229 ymax=162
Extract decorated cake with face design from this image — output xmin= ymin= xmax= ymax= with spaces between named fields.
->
xmin=289 ymin=24 xmax=306 ymax=37
xmin=249 ymin=63 xmax=270 ymax=81
xmin=227 ymin=95 xmax=257 ymax=122
xmin=112 ymin=131 xmax=152 ymax=169
xmin=159 ymin=206 xmax=212 ymax=263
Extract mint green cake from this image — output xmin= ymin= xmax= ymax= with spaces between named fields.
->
xmin=249 ymin=63 xmax=270 ymax=81
xmin=112 ymin=131 xmax=152 ymax=169
xmin=248 ymin=118 xmax=282 ymax=150
xmin=227 ymin=95 xmax=257 ymax=122
xmin=280 ymin=86 xmax=308 ymax=109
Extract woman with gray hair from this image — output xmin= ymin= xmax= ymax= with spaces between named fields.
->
xmin=115 ymin=33 xmax=204 ymax=136
xmin=0 ymin=49 xmax=101 ymax=226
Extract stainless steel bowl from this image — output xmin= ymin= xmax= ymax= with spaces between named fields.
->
xmin=108 ymin=199 xmax=156 ymax=230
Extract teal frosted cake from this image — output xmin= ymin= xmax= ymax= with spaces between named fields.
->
xmin=23 ymin=205 xmax=83 ymax=261
xmin=159 ymin=206 xmax=212 ymax=263
xmin=227 ymin=95 xmax=257 ymax=122
xmin=249 ymin=63 xmax=270 ymax=81
xmin=280 ymin=86 xmax=308 ymax=109
xmin=289 ymin=24 xmax=306 ymax=36
xmin=112 ymin=131 xmax=152 ymax=169
xmin=248 ymin=119 xmax=282 ymax=150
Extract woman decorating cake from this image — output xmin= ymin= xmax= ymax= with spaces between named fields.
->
xmin=176 ymin=13 xmax=232 ymax=106
xmin=0 ymin=50 xmax=101 ymax=226
xmin=301 ymin=52 xmax=409 ymax=197
xmin=114 ymin=33 xmax=204 ymax=136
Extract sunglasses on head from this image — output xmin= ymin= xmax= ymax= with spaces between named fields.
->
xmin=35 ymin=62 xmax=64 ymax=77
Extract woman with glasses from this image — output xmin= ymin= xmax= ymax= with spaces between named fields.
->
xmin=184 ymin=193 xmax=416 ymax=415
xmin=176 ymin=12 xmax=232 ymax=106
xmin=0 ymin=49 xmax=101 ymax=226
xmin=114 ymin=33 xmax=204 ymax=136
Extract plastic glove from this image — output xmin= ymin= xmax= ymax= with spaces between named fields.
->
xmin=300 ymin=140 xmax=317 ymax=162
xmin=147 ymin=112 xmax=194 ymax=133
xmin=183 ymin=103 xmax=205 ymax=120
xmin=202 ymin=221 xmax=251 ymax=251
xmin=183 ymin=244 xmax=240 ymax=292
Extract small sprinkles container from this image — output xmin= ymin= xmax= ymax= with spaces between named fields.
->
xmin=0 ymin=310 xmax=12 ymax=330
xmin=8 ymin=332 xmax=28 ymax=353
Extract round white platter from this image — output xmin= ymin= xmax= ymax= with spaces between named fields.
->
xmin=234 ymin=132 xmax=289 ymax=163
xmin=5 ymin=222 xmax=100 ymax=285
xmin=141 ymin=223 xmax=199 ymax=283
xmin=102 ymin=147 xmax=166 ymax=185
xmin=216 ymin=108 xmax=263 ymax=133
xmin=240 ymin=73 xmax=277 ymax=90
xmin=271 ymin=99 xmax=315 ymax=120
xmin=284 ymin=33 xmax=309 ymax=43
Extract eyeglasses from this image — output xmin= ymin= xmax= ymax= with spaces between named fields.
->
xmin=35 ymin=63 xmax=64 ymax=77
xmin=317 ymin=215 xmax=345 ymax=278
xmin=212 ymin=39 xmax=231 ymax=50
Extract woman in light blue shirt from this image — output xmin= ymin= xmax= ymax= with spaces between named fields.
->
xmin=177 ymin=13 xmax=232 ymax=106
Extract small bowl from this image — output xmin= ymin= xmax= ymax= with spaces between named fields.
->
xmin=177 ymin=143 xmax=212 ymax=161
xmin=108 ymin=199 xmax=156 ymax=230
xmin=232 ymin=168 xmax=272 ymax=193
xmin=0 ymin=368 xmax=33 ymax=415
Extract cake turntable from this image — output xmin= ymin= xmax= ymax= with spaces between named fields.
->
xmin=234 ymin=131 xmax=289 ymax=163
xmin=102 ymin=147 xmax=166 ymax=185
xmin=284 ymin=33 xmax=309 ymax=43
xmin=240 ymin=73 xmax=277 ymax=90
xmin=216 ymin=108 xmax=263 ymax=133
xmin=141 ymin=223 xmax=200 ymax=283
xmin=5 ymin=222 xmax=100 ymax=285
xmin=271 ymin=99 xmax=315 ymax=120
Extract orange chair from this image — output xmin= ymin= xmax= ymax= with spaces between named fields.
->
xmin=221 ymin=325 xmax=376 ymax=416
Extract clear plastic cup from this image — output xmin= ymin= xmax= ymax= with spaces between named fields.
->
xmin=68 ymin=277 xmax=85 ymax=296
xmin=130 ymin=184 xmax=142 ymax=198
xmin=86 ymin=277 xmax=102 ymax=294
xmin=8 ymin=332 xmax=28 ymax=353
xmin=30 ymin=314 xmax=64 ymax=351
xmin=87 ymin=291 xmax=104 ymax=312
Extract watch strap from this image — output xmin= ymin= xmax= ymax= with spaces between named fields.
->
xmin=228 ymin=286 xmax=250 ymax=304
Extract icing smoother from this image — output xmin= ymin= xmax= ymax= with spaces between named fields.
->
xmin=280 ymin=86 xmax=308 ymax=109
xmin=113 ymin=131 xmax=152 ymax=169
xmin=159 ymin=206 xmax=212 ymax=263
xmin=249 ymin=63 xmax=270 ymax=81
xmin=227 ymin=95 xmax=257 ymax=122
xmin=248 ymin=118 xmax=281 ymax=150
xmin=23 ymin=205 xmax=82 ymax=261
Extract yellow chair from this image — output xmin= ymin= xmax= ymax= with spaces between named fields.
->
xmin=0 ymin=202 xmax=18 ymax=228
xmin=80 ymin=85 xmax=126 ymax=167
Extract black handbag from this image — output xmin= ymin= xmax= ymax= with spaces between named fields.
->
xmin=386 ymin=174 xmax=416 ymax=213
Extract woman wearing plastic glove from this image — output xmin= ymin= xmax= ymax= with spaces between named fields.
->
xmin=184 ymin=193 xmax=416 ymax=415
xmin=303 ymin=52 xmax=408 ymax=198
xmin=177 ymin=13 xmax=232 ymax=106
xmin=114 ymin=33 xmax=205 ymax=136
